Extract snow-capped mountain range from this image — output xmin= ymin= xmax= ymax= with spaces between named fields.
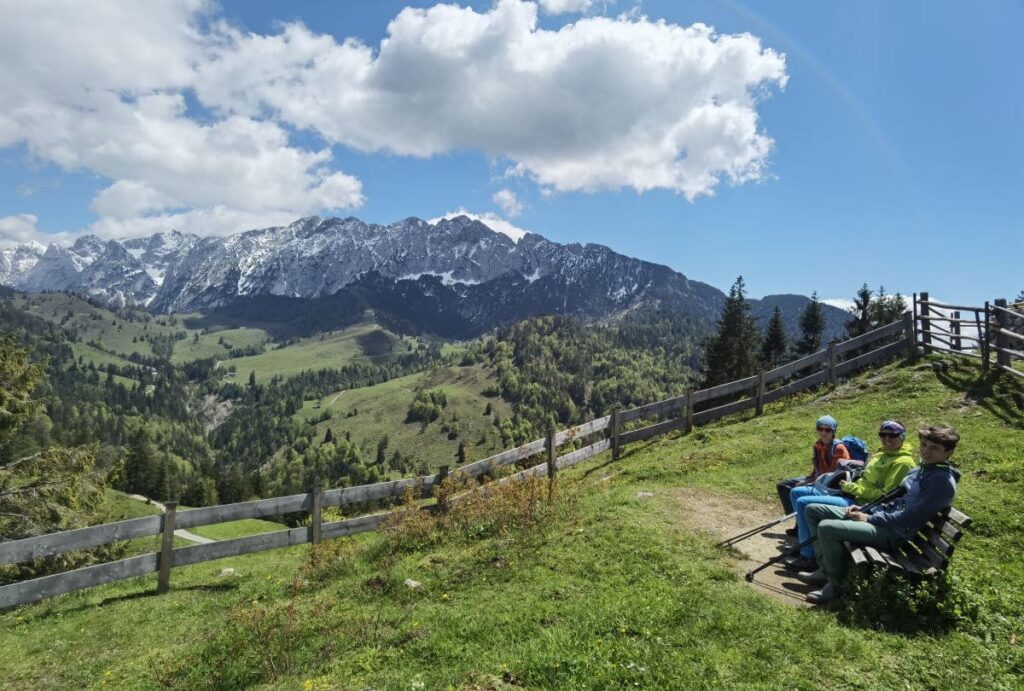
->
xmin=0 ymin=215 xmax=848 ymax=338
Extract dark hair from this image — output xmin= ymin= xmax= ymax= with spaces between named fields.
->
xmin=917 ymin=425 xmax=960 ymax=451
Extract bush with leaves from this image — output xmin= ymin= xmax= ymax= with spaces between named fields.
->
xmin=839 ymin=567 xmax=982 ymax=634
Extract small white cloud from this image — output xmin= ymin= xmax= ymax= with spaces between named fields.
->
xmin=492 ymin=188 xmax=524 ymax=218
xmin=0 ymin=214 xmax=74 ymax=248
xmin=821 ymin=298 xmax=856 ymax=312
xmin=538 ymin=0 xmax=595 ymax=14
xmin=429 ymin=209 xmax=530 ymax=243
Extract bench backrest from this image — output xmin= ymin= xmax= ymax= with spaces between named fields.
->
xmin=847 ymin=505 xmax=972 ymax=576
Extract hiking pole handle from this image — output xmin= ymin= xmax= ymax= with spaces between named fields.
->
xmin=716 ymin=512 xmax=796 ymax=548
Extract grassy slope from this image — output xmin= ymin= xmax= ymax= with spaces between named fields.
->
xmin=2 ymin=356 xmax=1022 ymax=689
xmin=220 ymin=323 xmax=412 ymax=384
xmin=294 ymin=365 xmax=515 ymax=472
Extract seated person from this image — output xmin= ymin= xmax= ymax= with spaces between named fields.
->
xmin=786 ymin=420 xmax=916 ymax=571
xmin=800 ymin=425 xmax=961 ymax=604
xmin=776 ymin=415 xmax=850 ymax=534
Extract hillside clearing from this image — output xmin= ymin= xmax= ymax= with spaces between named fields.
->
xmin=1 ymin=356 xmax=1022 ymax=689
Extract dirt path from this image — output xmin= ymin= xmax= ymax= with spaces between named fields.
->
xmin=126 ymin=494 xmax=216 ymax=545
xmin=328 ymin=390 xmax=346 ymax=406
xmin=668 ymin=487 xmax=817 ymax=607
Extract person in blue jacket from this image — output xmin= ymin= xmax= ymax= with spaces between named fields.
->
xmin=799 ymin=425 xmax=961 ymax=605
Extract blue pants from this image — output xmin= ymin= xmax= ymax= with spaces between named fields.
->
xmin=790 ymin=486 xmax=855 ymax=558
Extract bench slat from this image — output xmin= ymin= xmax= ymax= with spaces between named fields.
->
xmin=845 ymin=542 xmax=869 ymax=566
xmin=936 ymin=519 xmax=963 ymax=543
xmin=947 ymin=506 xmax=973 ymax=529
xmin=907 ymin=534 xmax=949 ymax=570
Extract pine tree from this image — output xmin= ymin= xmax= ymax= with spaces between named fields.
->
xmin=760 ymin=306 xmax=788 ymax=368
xmin=796 ymin=292 xmax=826 ymax=355
xmin=322 ymin=427 xmax=334 ymax=444
xmin=248 ymin=370 xmax=256 ymax=388
xmin=122 ymin=427 xmax=158 ymax=496
xmin=702 ymin=276 xmax=762 ymax=386
xmin=846 ymin=284 xmax=873 ymax=337
xmin=457 ymin=441 xmax=468 ymax=465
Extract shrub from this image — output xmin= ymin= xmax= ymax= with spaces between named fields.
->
xmin=840 ymin=568 xmax=982 ymax=634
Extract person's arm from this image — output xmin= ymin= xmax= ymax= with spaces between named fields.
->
xmin=867 ymin=472 xmax=955 ymax=531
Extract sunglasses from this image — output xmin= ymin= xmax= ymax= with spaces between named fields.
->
xmin=878 ymin=432 xmax=902 ymax=439
xmin=816 ymin=426 xmax=834 ymax=432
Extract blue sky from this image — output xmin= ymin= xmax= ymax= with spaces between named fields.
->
xmin=1 ymin=1 xmax=1020 ymax=305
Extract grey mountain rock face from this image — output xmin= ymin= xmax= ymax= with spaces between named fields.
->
xmin=0 ymin=215 xmax=849 ymax=339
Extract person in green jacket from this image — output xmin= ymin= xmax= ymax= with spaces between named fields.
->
xmin=838 ymin=422 xmax=917 ymax=502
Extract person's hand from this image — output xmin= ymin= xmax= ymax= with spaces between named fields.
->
xmin=845 ymin=506 xmax=869 ymax=522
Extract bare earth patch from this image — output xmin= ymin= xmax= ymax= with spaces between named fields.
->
xmin=667 ymin=487 xmax=817 ymax=607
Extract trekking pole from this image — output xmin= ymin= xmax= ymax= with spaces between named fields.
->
xmin=715 ymin=512 xmax=796 ymax=549
xmin=744 ymin=485 xmax=907 ymax=583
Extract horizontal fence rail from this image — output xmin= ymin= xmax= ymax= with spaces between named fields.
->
xmin=0 ymin=308 xmax=941 ymax=609
xmin=916 ymin=292 xmax=1023 ymax=378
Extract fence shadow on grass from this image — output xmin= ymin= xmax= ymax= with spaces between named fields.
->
xmin=932 ymin=359 xmax=1024 ymax=429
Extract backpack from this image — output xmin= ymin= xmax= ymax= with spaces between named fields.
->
xmin=836 ymin=435 xmax=870 ymax=462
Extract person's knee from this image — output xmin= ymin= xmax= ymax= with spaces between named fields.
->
xmin=817 ymin=519 xmax=843 ymax=539
xmin=805 ymin=503 xmax=832 ymax=522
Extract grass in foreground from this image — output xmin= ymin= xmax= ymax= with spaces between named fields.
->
xmin=1 ymin=356 xmax=1022 ymax=689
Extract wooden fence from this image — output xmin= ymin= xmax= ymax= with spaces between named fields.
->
xmin=915 ymin=292 xmax=1024 ymax=379
xmin=0 ymin=316 xmax=919 ymax=609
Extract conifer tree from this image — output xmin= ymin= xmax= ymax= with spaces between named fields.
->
xmin=760 ymin=306 xmax=788 ymax=368
xmin=846 ymin=284 xmax=873 ymax=337
xmin=457 ymin=441 xmax=468 ymax=465
xmin=702 ymin=276 xmax=762 ymax=386
xmin=322 ymin=427 xmax=334 ymax=444
xmin=796 ymin=292 xmax=826 ymax=355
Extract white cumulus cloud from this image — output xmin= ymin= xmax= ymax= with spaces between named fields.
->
xmin=195 ymin=0 xmax=787 ymax=200
xmin=538 ymin=0 xmax=595 ymax=14
xmin=430 ymin=209 xmax=530 ymax=243
xmin=0 ymin=0 xmax=786 ymax=243
xmin=0 ymin=214 xmax=75 ymax=248
xmin=493 ymin=189 xmax=525 ymax=218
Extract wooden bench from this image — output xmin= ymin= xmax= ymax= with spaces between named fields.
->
xmin=844 ymin=506 xmax=972 ymax=577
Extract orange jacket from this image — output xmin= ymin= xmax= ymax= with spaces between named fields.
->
xmin=807 ymin=440 xmax=851 ymax=480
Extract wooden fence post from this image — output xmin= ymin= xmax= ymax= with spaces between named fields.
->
xmin=157 ymin=501 xmax=177 ymax=595
xmin=436 ymin=465 xmax=450 ymax=513
xmin=919 ymin=291 xmax=932 ymax=354
xmin=995 ymin=298 xmax=1011 ymax=369
xmin=755 ymin=370 xmax=766 ymax=416
xmin=982 ymin=302 xmax=990 ymax=372
xmin=685 ymin=387 xmax=695 ymax=433
xmin=951 ymin=311 xmax=961 ymax=351
xmin=311 ymin=484 xmax=323 ymax=546
xmin=902 ymin=310 xmax=917 ymax=361
xmin=610 ymin=408 xmax=621 ymax=460
xmin=827 ymin=341 xmax=837 ymax=387
xmin=546 ymin=426 xmax=557 ymax=498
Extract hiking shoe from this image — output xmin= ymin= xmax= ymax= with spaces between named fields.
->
xmin=806 ymin=582 xmax=837 ymax=605
xmin=796 ymin=569 xmax=828 ymax=585
xmin=784 ymin=526 xmax=798 ymax=536
xmin=784 ymin=556 xmax=817 ymax=573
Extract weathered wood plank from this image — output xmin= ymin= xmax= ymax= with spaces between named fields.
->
xmin=619 ymin=397 xmax=685 ymax=424
xmin=846 ymin=543 xmax=869 ymax=566
xmin=833 ymin=320 xmax=908 ymax=356
xmin=321 ymin=513 xmax=391 ymax=540
xmin=0 ymin=553 xmax=158 ymax=609
xmin=0 ymin=515 xmax=163 ymax=566
xmin=691 ymin=396 xmax=757 ymax=427
xmin=323 ymin=476 xmax=429 ymax=508
xmin=618 ymin=416 xmax=688 ymax=446
xmin=458 ymin=438 xmax=547 ymax=478
xmin=175 ymin=493 xmax=311 ymax=530
xmin=996 ymin=363 xmax=1024 ymax=378
xmin=554 ymin=416 xmax=611 ymax=444
xmin=173 ymin=527 xmax=309 ymax=568
xmin=990 ymin=326 xmax=1024 ymax=343
xmin=948 ymin=507 xmax=972 ymax=528
xmin=762 ymin=370 xmax=829 ymax=405
xmin=834 ymin=340 xmax=905 ymax=377
xmin=692 ymin=374 xmax=760 ymax=404
xmin=764 ymin=350 xmax=828 ymax=385
xmin=921 ymin=299 xmax=985 ymax=312
xmin=555 ymin=439 xmax=611 ymax=470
